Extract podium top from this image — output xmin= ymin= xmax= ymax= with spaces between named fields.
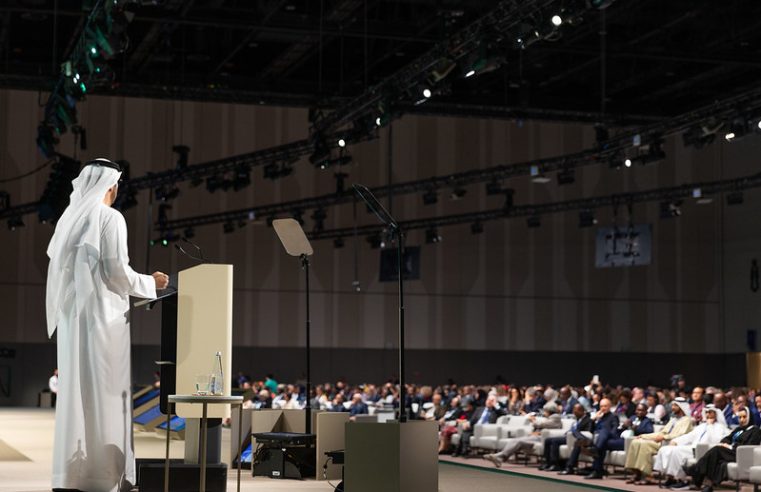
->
xmin=133 ymin=273 xmax=178 ymax=307
xmin=169 ymin=394 xmax=243 ymax=405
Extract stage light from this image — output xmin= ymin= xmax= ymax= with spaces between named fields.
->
xmin=338 ymin=138 xmax=346 ymax=148
xmin=7 ymin=216 xmax=24 ymax=231
xmin=90 ymin=46 xmax=97 ymax=55
xmin=422 ymin=189 xmax=438 ymax=205
xmin=155 ymin=184 xmax=180 ymax=202
xmin=757 ymin=121 xmax=761 ymax=131
xmin=465 ymin=70 xmax=476 ymax=78
xmin=578 ymin=210 xmax=597 ymax=228
xmin=311 ymin=208 xmax=327 ymax=232
xmin=450 ymin=188 xmax=466 ymax=200
xmin=367 ymin=234 xmax=382 ymax=249
xmin=232 ymin=166 xmax=251 ymax=191
xmin=725 ymin=132 xmax=736 ymax=142
xmin=375 ymin=116 xmax=382 ymax=126
xmin=422 ymin=88 xmax=432 ymax=98
xmin=557 ymin=168 xmax=575 ymax=185
xmin=727 ymin=191 xmax=744 ymax=206
xmin=624 ymin=158 xmax=632 ymax=168
xmin=660 ymin=200 xmax=682 ymax=218
xmin=486 ymin=180 xmax=503 ymax=195
xmin=425 ymin=228 xmax=442 ymax=244
xmin=527 ymin=216 xmax=541 ymax=228
xmin=551 ymin=15 xmax=562 ymax=26
xmin=470 ymin=221 xmax=484 ymax=234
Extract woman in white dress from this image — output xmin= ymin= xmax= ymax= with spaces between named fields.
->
xmin=46 ymin=159 xmax=168 ymax=492
xmin=653 ymin=405 xmax=727 ymax=488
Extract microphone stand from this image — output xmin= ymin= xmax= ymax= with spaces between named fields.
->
xmin=352 ymin=184 xmax=407 ymax=423
xmin=301 ymin=253 xmax=312 ymax=434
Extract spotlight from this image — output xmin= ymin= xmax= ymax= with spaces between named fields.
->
xmin=757 ymin=120 xmax=761 ymax=131
xmin=367 ymin=233 xmax=382 ymax=249
xmin=422 ymin=189 xmax=438 ymax=205
xmin=232 ymin=166 xmax=251 ymax=191
xmin=155 ymin=184 xmax=180 ymax=202
xmin=660 ymin=201 xmax=682 ymax=219
xmin=422 ymin=88 xmax=432 ymax=98
xmin=725 ymin=132 xmax=736 ymax=142
xmin=7 ymin=216 xmax=24 ymax=231
xmin=624 ymin=158 xmax=632 ymax=168
xmin=333 ymin=237 xmax=345 ymax=249
xmin=425 ymin=228 xmax=442 ymax=244
xmin=727 ymin=191 xmax=744 ymax=206
xmin=172 ymin=145 xmax=190 ymax=169
xmin=526 ymin=216 xmax=541 ymax=228
xmin=557 ymin=168 xmax=575 ymax=185
xmin=450 ymin=188 xmax=466 ymax=200
xmin=338 ymin=138 xmax=346 ymax=148
xmin=578 ymin=210 xmax=597 ymax=228
xmin=486 ymin=180 xmax=503 ymax=195
xmin=352 ymin=279 xmax=361 ymax=292
xmin=551 ymin=15 xmax=562 ymax=26
xmin=465 ymin=70 xmax=476 ymax=78
xmin=375 ymin=116 xmax=382 ymax=126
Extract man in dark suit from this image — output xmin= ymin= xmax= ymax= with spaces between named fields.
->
xmin=586 ymin=402 xmax=654 ymax=479
xmin=560 ymin=397 xmax=618 ymax=476
xmin=539 ymin=403 xmax=592 ymax=471
xmin=452 ymin=394 xmax=504 ymax=457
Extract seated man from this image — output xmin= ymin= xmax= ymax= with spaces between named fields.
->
xmin=539 ymin=403 xmax=592 ymax=472
xmin=681 ymin=406 xmax=761 ymax=492
xmin=624 ymin=398 xmax=693 ymax=485
xmin=452 ymin=394 xmax=504 ymax=457
xmin=689 ymin=386 xmax=705 ymax=423
xmin=655 ymin=405 xmax=727 ymax=489
xmin=348 ymin=392 xmax=369 ymax=420
xmin=586 ymin=402 xmax=654 ymax=479
xmin=561 ymin=397 xmax=617 ymax=476
xmin=482 ymin=402 xmax=561 ymax=467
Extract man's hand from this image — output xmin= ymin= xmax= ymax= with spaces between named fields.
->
xmin=152 ymin=271 xmax=169 ymax=290
xmin=654 ymin=435 xmax=665 ymax=443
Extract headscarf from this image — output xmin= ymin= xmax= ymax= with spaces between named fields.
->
xmin=46 ymin=159 xmax=122 ymax=337
xmin=672 ymin=397 xmax=690 ymax=418
xmin=702 ymin=404 xmax=726 ymax=428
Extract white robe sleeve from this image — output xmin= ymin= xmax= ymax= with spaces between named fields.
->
xmin=100 ymin=209 xmax=157 ymax=299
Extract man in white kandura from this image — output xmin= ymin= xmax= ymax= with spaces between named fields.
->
xmin=653 ymin=405 xmax=727 ymax=489
xmin=46 ymin=158 xmax=169 ymax=492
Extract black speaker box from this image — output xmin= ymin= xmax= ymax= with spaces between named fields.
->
xmin=137 ymin=459 xmax=227 ymax=492
xmin=253 ymin=446 xmax=316 ymax=479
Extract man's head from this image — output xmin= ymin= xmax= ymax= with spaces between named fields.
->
xmin=646 ymin=394 xmax=657 ymax=408
xmin=635 ymin=403 xmax=648 ymax=419
xmin=705 ymin=408 xmax=717 ymax=424
xmin=671 ymin=398 xmax=690 ymax=417
xmin=352 ymin=393 xmax=362 ymax=404
xmin=713 ymin=392 xmax=727 ymax=409
xmin=485 ymin=394 xmax=498 ymax=409
xmin=599 ymin=398 xmax=611 ymax=414
xmin=691 ymin=386 xmax=705 ymax=403
xmin=559 ymin=386 xmax=571 ymax=401
xmin=572 ymin=403 xmax=586 ymax=419
xmin=432 ymin=393 xmax=442 ymax=406
xmin=542 ymin=402 xmax=558 ymax=417
xmin=632 ymin=387 xmax=644 ymax=403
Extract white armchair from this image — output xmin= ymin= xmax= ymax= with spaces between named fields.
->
xmin=726 ymin=445 xmax=759 ymax=491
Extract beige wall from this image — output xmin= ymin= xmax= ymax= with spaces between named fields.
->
xmin=2 ymin=88 xmax=759 ymax=353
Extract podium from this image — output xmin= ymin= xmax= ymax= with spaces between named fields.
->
xmin=135 ymin=264 xmax=234 ymax=492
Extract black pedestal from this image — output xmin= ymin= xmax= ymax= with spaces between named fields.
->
xmin=136 ymin=459 xmax=227 ymax=492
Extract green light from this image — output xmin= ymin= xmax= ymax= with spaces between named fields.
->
xmin=79 ymin=82 xmax=87 ymax=93
xmin=95 ymin=67 xmax=101 ymax=73
xmin=161 ymin=239 xmax=168 ymax=247
xmin=149 ymin=239 xmax=156 ymax=246
xmin=90 ymin=46 xmax=97 ymax=55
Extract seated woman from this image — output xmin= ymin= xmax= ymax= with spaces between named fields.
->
xmin=654 ymin=405 xmax=727 ymax=489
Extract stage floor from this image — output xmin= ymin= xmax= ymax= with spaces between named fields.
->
xmin=0 ymin=407 xmax=637 ymax=492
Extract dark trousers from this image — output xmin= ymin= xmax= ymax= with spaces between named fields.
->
xmin=543 ymin=437 xmax=566 ymax=465
xmin=566 ymin=438 xmax=591 ymax=470
xmin=457 ymin=430 xmax=474 ymax=455
xmin=692 ymin=446 xmax=735 ymax=486
xmin=592 ymin=437 xmax=624 ymax=472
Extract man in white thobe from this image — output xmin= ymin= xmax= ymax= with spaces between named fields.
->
xmin=46 ymin=159 xmax=169 ymax=492
xmin=653 ymin=405 xmax=727 ymax=489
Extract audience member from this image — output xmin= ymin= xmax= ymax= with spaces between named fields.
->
xmin=539 ymin=403 xmax=592 ymax=472
xmin=453 ymin=394 xmax=505 ymax=457
xmin=507 ymin=387 xmax=525 ymax=415
xmin=690 ymin=386 xmax=705 ymax=423
xmin=483 ymin=402 xmax=562 ymax=467
xmin=624 ymin=398 xmax=693 ymax=485
xmin=587 ymin=402 xmax=654 ymax=479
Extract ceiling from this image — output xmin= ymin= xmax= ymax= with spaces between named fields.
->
xmin=1 ymin=0 xmax=761 ymax=124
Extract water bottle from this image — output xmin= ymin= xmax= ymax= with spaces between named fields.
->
xmin=210 ymin=351 xmax=224 ymax=395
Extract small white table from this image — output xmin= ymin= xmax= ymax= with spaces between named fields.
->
xmin=164 ymin=394 xmax=244 ymax=492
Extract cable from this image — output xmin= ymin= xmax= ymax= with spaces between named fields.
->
xmin=0 ymin=158 xmax=55 ymax=184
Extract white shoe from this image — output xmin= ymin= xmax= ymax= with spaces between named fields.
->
xmin=483 ymin=453 xmax=503 ymax=468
